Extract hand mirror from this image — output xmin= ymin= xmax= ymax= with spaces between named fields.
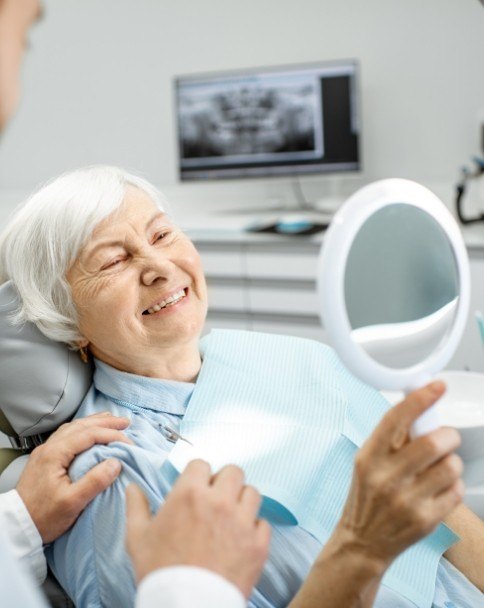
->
xmin=317 ymin=179 xmax=470 ymax=436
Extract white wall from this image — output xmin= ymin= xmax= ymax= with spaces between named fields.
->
xmin=0 ymin=0 xmax=483 ymax=222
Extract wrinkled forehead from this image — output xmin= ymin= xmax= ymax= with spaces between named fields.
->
xmin=73 ymin=189 xmax=175 ymax=269
xmin=92 ymin=187 xmax=170 ymax=238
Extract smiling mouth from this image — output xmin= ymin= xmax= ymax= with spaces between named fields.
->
xmin=142 ymin=288 xmax=187 ymax=315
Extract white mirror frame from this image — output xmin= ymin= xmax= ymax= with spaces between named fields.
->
xmin=317 ymin=178 xmax=470 ymax=398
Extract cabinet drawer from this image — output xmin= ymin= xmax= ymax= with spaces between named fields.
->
xmin=245 ymin=248 xmax=319 ymax=281
xmin=198 ymin=245 xmax=244 ymax=278
xmin=207 ymin=284 xmax=246 ymax=312
xmin=204 ymin=314 xmax=250 ymax=334
xmin=248 ymin=285 xmax=319 ymax=316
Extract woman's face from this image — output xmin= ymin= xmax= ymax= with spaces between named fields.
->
xmin=68 ymin=187 xmax=208 ymax=374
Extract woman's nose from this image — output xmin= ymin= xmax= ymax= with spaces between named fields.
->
xmin=139 ymin=254 xmax=173 ymax=286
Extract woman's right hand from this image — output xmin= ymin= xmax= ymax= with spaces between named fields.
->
xmin=335 ymin=381 xmax=464 ymax=571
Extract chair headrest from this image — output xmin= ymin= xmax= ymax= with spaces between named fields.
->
xmin=0 ymin=281 xmax=93 ymax=437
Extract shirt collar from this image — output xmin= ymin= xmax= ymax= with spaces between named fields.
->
xmin=93 ymin=359 xmax=195 ymax=415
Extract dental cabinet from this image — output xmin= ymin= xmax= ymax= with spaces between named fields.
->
xmin=193 ymin=232 xmax=327 ymax=343
xmin=190 ymin=229 xmax=484 ymax=374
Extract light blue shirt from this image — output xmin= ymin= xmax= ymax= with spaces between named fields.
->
xmin=47 ymin=341 xmax=482 ymax=608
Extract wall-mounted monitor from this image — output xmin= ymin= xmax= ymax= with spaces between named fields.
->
xmin=174 ymin=60 xmax=360 ymax=181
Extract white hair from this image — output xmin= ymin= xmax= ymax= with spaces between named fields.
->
xmin=0 ymin=166 xmax=169 ymax=346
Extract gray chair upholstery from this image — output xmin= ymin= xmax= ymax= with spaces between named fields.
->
xmin=0 ymin=454 xmax=29 ymax=493
xmin=0 ymin=409 xmax=22 ymax=476
xmin=1 ymin=281 xmax=91 ymax=607
xmin=0 ymin=281 xmax=93 ymax=443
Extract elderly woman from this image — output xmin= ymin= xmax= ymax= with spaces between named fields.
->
xmin=0 ymin=166 xmax=483 ymax=608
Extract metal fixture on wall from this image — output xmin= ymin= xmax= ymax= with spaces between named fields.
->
xmin=455 ymin=157 xmax=484 ymax=225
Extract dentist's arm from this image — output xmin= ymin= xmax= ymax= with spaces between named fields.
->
xmin=126 ymin=460 xmax=271 ymax=608
xmin=0 ymin=412 xmax=131 ymax=583
xmin=0 ymin=530 xmax=49 ymax=608
xmin=289 ymin=382 xmax=464 ymax=608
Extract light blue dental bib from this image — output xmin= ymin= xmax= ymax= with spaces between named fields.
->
xmin=168 ymin=330 xmax=458 ymax=608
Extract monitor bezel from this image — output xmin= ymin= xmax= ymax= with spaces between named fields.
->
xmin=173 ymin=59 xmax=362 ymax=182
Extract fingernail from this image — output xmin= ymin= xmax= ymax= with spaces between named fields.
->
xmin=115 ymin=416 xmax=130 ymax=426
xmin=106 ymin=458 xmax=122 ymax=475
xmin=428 ymin=381 xmax=445 ymax=394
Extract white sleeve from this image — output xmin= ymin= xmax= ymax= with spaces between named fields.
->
xmin=0 ymin=530 xmax=49 ymax=608
xmin=136 ymin=566 xmax=246 ymax=608
xmin=0 ymin=490 xmax=47 ymax=584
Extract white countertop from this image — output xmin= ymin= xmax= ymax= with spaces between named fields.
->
xmin=180 ymin=207 xmax=484 ymax=250
xmin=2 ymin=184 xmax=484 ymax=248
xmin=460 ymin=223 xmax=484 ymax=250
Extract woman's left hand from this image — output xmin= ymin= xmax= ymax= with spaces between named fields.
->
xmin=335 ymin=381 xmax=464 ymax=571
xmin=289 ymin=382 xmax=464 ymax=608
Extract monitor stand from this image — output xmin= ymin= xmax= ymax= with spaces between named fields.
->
xmin=217 ymin=202 xmax=323 ymax=215
xmin=214 ymin=179 xmax=339 ymax=218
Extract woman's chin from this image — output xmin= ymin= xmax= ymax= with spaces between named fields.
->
xmin=144 ymin=309 xmax=206 ymax=343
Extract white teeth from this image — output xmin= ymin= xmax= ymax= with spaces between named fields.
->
xmin=145 ymin=289 xmax=186 ymax=315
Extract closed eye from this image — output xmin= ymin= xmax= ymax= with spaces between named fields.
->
xmin=101 ymin=257 xmax=127 ymax=270
xmin=153 ymin=230 xmax=173 ymax=244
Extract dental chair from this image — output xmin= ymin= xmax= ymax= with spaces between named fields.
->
xmin=0 ymin=281 xmax=93 ymax=607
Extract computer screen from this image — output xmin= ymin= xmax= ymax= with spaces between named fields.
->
xmin=174 ymin=60 xmax=360 ymax=181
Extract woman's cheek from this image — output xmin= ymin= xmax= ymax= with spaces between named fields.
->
xmin=76 ymin=280 xmax=124 ymax=328
xmin=71 ymin=279 xmax=101 ymax=316
xmin=186 ymin=248 xmax=206 ymax=281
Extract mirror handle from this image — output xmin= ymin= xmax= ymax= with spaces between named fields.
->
xmin=406 ymin=374 xmax=442 ymax=438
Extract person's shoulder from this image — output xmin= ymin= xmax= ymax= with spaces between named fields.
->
xmin=67 ymin=432 xmax=148 ymax=484
xmin=74 ymin=384 xmax=122 ymax=419
xmin=67 ymin=423 xmax=169 ymax=493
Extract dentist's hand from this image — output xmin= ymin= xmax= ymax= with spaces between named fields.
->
xmin=335 ymin=381 xmax=464 ymax=570
xmin=16 ymin=412 xmax=131 ymax=543
xmin=126 ymin=460 xmax=271 ymax=599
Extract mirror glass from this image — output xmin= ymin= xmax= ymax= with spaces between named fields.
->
xmin=344 ymin=203 xmax=459 ymax=369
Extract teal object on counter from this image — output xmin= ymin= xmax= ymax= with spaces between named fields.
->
xmin=475 ymin=311 xmax=484 ymax=345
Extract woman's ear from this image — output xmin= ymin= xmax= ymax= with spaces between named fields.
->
xmin=78 ymin=338 xmax=89 ymax=348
